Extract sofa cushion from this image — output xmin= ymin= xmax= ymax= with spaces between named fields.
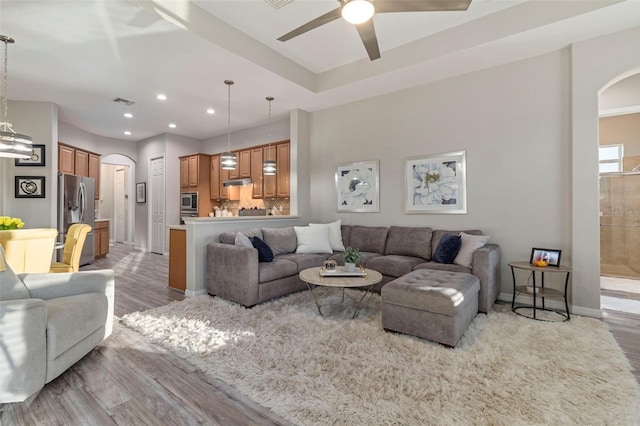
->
xmin=384 ymin=226 xmax=433 ymax=260
xmin=277 ymin=253 xmax=329 ymax=272
xmin=235 ymin=233 xmax=253 ymax=248
xmin=310 ymin=220 xmax=345 ymax=252
xmin=0 ymin=245 xmax=30 ymax=301
xmin=294 ymin=226 xmax=332 ymax=254
xmin=348 ymin=226 xmax=388 ymax=254
xmin=431 ymin=229 xmax=482 ymax=258
xmin=341 ymin=225 xmax=352 ymax=249
xmin=46 ymin=293 xmax=107 ymax=359
xmin=414 ymin=261 xmax=471 ymax=274
xmin=258 ymin=259 xmax=298 ymax=283
xmin=454 ymin=232 xmax=490 ymax=268
xmin=432 ymin=234 xmax=462 ymax=264
xmin=367 ymin=255 xmax=425 ymax=278
xmin=262 ymin=227 xmax=297 ymax=255
xmin=220 ymin=229 xmax=263 ymax=245
xmin=251 ymin=237 xmax=274 ymax=262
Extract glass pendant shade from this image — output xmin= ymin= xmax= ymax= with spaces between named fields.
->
xmin=263 ymin=159 xmax=276 ymax=175
xmin=0 ymin=35 xmax=33 ymax=159
xmin=220 ymin=151 xmax=237 ymax=170
xmin=342 ymin=0 xmax=375 ymax=24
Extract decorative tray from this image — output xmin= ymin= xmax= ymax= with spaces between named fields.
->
xmin=319 ymin=266 xmax=367 ymax=277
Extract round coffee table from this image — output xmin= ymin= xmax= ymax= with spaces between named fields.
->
xmin=299 ymin=266 xmax=383 ymax=319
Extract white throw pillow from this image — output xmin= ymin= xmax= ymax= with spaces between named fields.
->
xmin=235 ymin=232 xmax=253 ymax=248
xmin=294 ymin=225 xmax=333 ymax=254
xmin=310 ymin=220 xmax=345 ymax=252
xmin=453 ymin=232 xmax=490 ymax=268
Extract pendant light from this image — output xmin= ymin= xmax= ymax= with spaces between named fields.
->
xmin=263 ymin=96 xmax=276 ymax=176
xmin=0 ymin=35 xmax=33 ymax=159
xmin=220 ymin=80 xmax=237 ymax=170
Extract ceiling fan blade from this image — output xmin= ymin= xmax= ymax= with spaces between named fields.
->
xmin=375 ymin=0 xmax=472 ymax=13
xmin=277 ymin=7 xmax=343 ymax=42
xmin=355 ymin=20 xmax=381 ymax=61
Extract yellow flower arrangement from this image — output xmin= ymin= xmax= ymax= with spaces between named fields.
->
xmin=0 ymin=216 xmax=25 ymax=230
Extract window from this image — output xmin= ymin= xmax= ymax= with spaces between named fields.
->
xmin=599 ymin=144 xmax=623 ymax=173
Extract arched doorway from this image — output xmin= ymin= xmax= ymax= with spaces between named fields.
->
xmin=100 ymin=154 xmax=136 ymax=246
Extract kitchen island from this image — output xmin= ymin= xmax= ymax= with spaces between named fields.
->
xmin=174 ymin=215 xmax=302 ymax=297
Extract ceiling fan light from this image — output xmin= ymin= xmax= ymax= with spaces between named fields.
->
xmin=342 ymin=0 xmax=375 ymax=25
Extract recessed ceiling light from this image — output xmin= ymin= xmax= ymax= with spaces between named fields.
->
xmin=206 ymin=108 xmax=215 ymax=114
xmin=157 ymin=94 xmax=167 ymax=101
xmin=169 ymin=123 xmax=176 ymax=128
xmin=124 ymin=131 xmax=132 ymax=136
xmin=124 ymin=113 xmax=133 ymax=118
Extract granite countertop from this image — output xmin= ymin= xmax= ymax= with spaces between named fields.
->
xmin=183 ymin=215 xmax=298 ymax=224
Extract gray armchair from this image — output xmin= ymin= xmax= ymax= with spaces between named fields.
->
xmin=0 ymin=246 xmax=114 ymax=403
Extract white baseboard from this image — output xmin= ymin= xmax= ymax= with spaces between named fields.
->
xmin=498 ymin=293 xmax=603 ymax=319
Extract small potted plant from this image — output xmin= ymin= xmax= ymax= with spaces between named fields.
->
xmin=343 ymin=246 xmax=360 ymax=272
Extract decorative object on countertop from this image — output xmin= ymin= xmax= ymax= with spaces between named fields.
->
xmin=336 ymin=160 xmax=380 ymax=213
xmin=263 ymin=96 xmax=277 ymax=175
xmin=405 ymin=150 xmax=467 ymax=214
xmin=0 ymin=216 xmax=24 ymax=230
xmin=0 ymin=35 xmax=33 ymax=159
xmin=343 ymin=246 xmax=360 ymax=272
xmin=220 ymin=80 xmax=237 ymax=170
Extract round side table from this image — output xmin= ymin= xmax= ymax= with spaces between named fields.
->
xmin=509 ymin=261 xmax=571 ymax=321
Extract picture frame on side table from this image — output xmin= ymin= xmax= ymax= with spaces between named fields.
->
xmin=14 ymin=144 xmax=45 ymax=166
xmin=15 ymin=176 xmax=46 ymax=198
xmin=530 ymin=248 xmax=562 ymax=267
xmin=136 ymin=182 xmax=146 ymax=203
xmin=335 ymin=160 xmax=380 ymax=213
xmin=405 ymin=151 xmax=467 ymax=214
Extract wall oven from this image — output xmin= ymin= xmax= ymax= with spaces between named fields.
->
xmin=180 ymin=192 xmax=198 ymax=216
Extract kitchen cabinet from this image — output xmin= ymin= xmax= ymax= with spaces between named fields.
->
xmin=59 ymin=144 xmax=75 ymax=174
xmin=228 ymin=149 xmax=251 ymax=179
xmin=168 ymin=228 xmax=186 ymax=292
xmin=251 ymin=147 xmax=263 ymax=199
xmin=58 ymin=142 xmax=101 ymax=200
xmin=276 ymin=142 xmax=290 ymax=198
xmin=179 ymin=153 xmax=212 ymax=216
xmin=210 ymin=155 xmax=220 ymax=200
xmin=94 ymin=220 xmax=110 ymax=258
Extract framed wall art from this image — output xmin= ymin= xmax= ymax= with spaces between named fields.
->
xmin=136 ymin=182 xmax=146 ymax=203
xmin=15 ymin=176 xmax=46 ymax=198
xmin=335 ymin=160 xmax=380 ymax=213
xmin=405 ymin=151 xmax=467 ymax=214
xmin=14 ymin=144 xmax=45 ymax=166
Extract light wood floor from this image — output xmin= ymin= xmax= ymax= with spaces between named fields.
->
xmin=1 ymin=244 xmax=638 ymax=425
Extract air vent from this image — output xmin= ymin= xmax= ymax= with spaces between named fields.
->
xmin=113 ymin=97 xmax=135 ymax=106
xmin=264 ymin=0 xmax=294 ymax=9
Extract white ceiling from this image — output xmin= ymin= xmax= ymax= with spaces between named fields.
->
xmin=0 ymin=0 xmax=638 ymax=142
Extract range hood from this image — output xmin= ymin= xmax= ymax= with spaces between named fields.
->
xmin=223 ymin=178 xmax=252 ymax=187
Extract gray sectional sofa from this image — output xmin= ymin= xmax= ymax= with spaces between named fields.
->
xmin=207 ymin=224 xmax=501 ymax=313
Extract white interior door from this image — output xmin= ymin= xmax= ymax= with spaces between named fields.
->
xmin=150 ymin=157 xmax=165 ymax=254
xmin=114 ymin=167 xmax=127 ymax=243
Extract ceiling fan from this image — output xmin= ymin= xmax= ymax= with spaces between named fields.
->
xmin=277 ymin=0 xmax=473 ymax=61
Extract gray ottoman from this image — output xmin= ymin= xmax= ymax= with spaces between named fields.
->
xmin=381 ymin=269 xmax=480 ymax=347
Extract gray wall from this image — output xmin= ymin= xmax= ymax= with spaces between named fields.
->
xmin=201 ymin=118 xmax=290 ymax=153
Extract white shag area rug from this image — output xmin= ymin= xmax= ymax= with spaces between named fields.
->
xmin=121 ymin=291 xmax=640 ymax=425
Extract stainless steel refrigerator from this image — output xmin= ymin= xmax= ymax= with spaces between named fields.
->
xmin=57 ymin=172 xmax=95 ymax=266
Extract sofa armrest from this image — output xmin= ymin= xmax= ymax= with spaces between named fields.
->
xmin=471 ymin=243 xmax=501 ymax=313
xmin=207 ymin=243 xmax=260 ymax=307
xmin=20 ymin=270 xmax=115 ymax=338
xmin=0 ymin=299 xmax=47 ymax=403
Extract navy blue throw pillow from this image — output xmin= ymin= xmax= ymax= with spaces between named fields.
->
xmin=251 ymin=236 xmax=274 ymax=262
xmin=433 ymin=234 xmax=462 ymax=264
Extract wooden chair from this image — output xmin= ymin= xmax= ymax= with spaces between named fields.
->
xmin=50 ymin=224 xmax=91 ymax=273
xmin=0 ymin=228 xmax=58 ymax=273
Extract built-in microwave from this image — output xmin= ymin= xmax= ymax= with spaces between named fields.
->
xmin=181 ymin=192 xmax=198 ymax=214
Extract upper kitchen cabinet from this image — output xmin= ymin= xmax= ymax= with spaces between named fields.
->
xmin=179 ymin=153 xmax=211 ymax=191
xmin=276 ymin=142 xmax=290 ymax=198
xmin=180 ymin=157 xmax=189 ymax=189
xmin=58 ymin=142 xmax=101 ymax=199
xmin=210 ymin=155 xmax=220 ymax=200
xmin=251 ymin=147 xmax=263 ymax=199
xmin=228 ymin=149 xmax=251 ymax=180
